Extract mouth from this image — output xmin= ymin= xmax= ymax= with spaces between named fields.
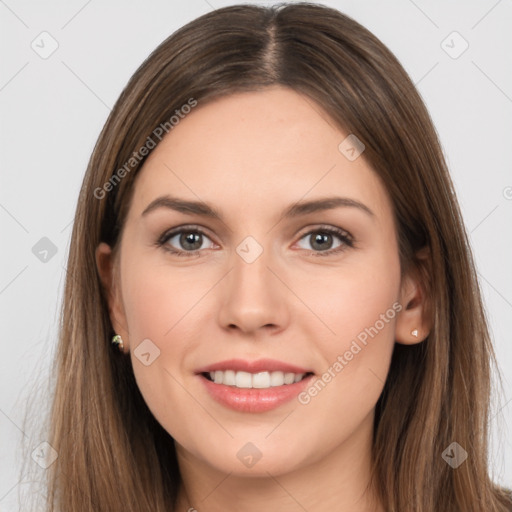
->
xmin=201 ymin=370 xmax=314 ymax=389
xmin=194 ymin=358 xmax=316 ymax=412
xmin=197 ymin=368 xmax=315 ymax=413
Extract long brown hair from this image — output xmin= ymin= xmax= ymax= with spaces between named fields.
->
xmin=38 ymin=2 xmax=511 ymax=510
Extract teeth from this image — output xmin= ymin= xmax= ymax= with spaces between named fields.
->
xmin=208 ymin=370 xmax=307 ymax=388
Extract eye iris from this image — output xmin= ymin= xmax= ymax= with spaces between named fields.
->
xmin=181 ymin=232 xmax=202 ymax=250
xmin=311 ymin=232 xmax=332 ymax=251
xmin=168 ymin=229 xmax=343 ymax=253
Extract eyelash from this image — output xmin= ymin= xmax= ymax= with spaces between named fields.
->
xmin=155 ymin=224 xmax=355 ymax=258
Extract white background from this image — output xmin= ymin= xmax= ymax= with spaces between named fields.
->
xmin=1 ymin=0 xmax=511 ymax=509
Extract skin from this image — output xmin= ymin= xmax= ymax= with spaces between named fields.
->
xmin=96 ymin=86 xmax=430 ymax=511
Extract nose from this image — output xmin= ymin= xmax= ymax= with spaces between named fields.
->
xmin=217 ymin=245 xmax=290 ymax=337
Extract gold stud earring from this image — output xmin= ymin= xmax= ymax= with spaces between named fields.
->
xmin=112 ymin=334 xmax=124 ymax=350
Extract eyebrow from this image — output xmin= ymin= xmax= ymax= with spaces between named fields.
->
xmin=141 ymin=195 xmax=375 ymax=220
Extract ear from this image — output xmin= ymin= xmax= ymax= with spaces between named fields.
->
xmin=395 ymin=247 xmax=432 ymax=345
xmin=95 ymin=242 xmax=130 ymax=352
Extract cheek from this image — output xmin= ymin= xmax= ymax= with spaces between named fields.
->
xmin=299 ymin=243 xmax=400 ymax=385
xmin=122 ymin=259 xmax=207 ymax=344
xmin=338 ymin=264 xmax=399 ymax=348
xmin=120 ymin=262 xmax=207 ymax=440
xmin=303 ymin=250 xmax=400 ymax=346
xmin=301 ymin=259 xmax=400 ymax=419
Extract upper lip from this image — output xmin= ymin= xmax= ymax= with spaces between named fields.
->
xmin=195 ymin=358 xmax=313 ymax=375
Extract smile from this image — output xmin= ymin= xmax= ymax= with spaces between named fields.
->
xmin=203 ymin=370 xmax=313 ymax=389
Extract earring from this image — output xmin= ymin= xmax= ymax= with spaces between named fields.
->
xmin=112 ymin=334 xmax=124 ymax=350
xmin=411 ymin=329 xmax=419 ymax=338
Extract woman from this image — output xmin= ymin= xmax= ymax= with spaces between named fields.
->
xmin=43 ymin=2 xmax=512 ymax=511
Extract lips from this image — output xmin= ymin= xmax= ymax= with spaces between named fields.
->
xmin=195 ymin=358 xmax=315 ymax=413
xmin=195 ymin=358 xmax=313 ymax=375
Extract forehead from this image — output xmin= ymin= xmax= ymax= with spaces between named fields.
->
xmin=128 ymin=86 xmax=392 ymax=224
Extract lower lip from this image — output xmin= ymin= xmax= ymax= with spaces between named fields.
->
xmin=198 ymin=373 xmax=314 ymax=413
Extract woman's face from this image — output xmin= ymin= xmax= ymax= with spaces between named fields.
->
xmin=99 ymin=86 xmax=418 ymax=478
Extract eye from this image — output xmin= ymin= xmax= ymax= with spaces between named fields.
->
xmin=295 ymin=226 xmax=354 ymax=256
xmin=156 ymin=226 xmax=216 ymax=257
xmin=156 ymin=225 xmax=354 ymax=258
